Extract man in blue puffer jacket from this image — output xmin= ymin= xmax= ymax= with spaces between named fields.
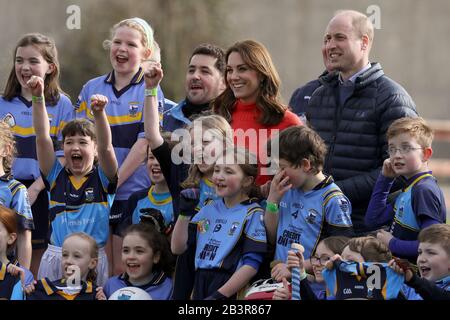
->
xmin=298 ymin=10 xmax=417 ymax=235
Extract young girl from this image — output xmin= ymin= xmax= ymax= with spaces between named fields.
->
xmin=0 ymin=33 xmax=74 ymax=273
xmin=171 ymin=147 xmax=267 ymax=300
xmin=0 ymin=206 xmax=32 ymax=300
xmin=30 ymin=74 xmax=117 ymax=286
xmin=143 ymin=62 xmax=233 ymax=299
xmin=26 ymin=232 xmax=103 ymax=300
xmin=272 ymin=236 xmax=349 ymax=300
xmin=0 ymin=121 xmax=34 ymax=269
xmin=75 ymin=17 xmax=166 ymax=276
xmin=103 ymin=223 xmax=174 ymax=299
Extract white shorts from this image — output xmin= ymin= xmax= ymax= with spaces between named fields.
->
xmin=37 ymin=244 xmax=109 ymax=287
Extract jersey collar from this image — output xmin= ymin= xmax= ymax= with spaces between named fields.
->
xmin=0 ymin=173 xmax=13 ymax=182
xmin=120 ymin=270 xmax=167 ymax=289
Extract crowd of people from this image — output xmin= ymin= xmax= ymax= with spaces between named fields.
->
xmin=0 ymin=9 xmax=448 ymax=301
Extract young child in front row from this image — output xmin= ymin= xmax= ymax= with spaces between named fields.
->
xmin=171 ymin=147 xmax=267 ymax=300
xmin=265 ymin=125 xmax=353 ymax=282
xmin=25 ymin=232 xmax=103 ymax=300
xmin=29 ymin=75 xmax=118 ymax=286
xmin=103 ymin=223 xmax=174 ymax=299
xmin=365 ymin=117 xmax=446 ymax=261
xmin=390 ymin=223 xmax=450 ymax=300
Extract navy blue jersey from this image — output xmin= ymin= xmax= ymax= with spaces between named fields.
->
xmin=391 ymin=172 xmax=446 ymax=241
xmin=275 ymin=176 xmax=352 ymax=262
xmin=44 ymin=159 xmax=116 ymax=247
xmin=0 ymin=174 xmax=34 ymax=231
xmin=191 ymin=199 xmax=267 ymax=272
xmin=0 ymin=262 xmax=24 ymax=300
xmin=104 ymin=271 xmax=173 ymax=300
xmin=26 ymin=278 xmax=96 ymax=300
xmin=0 ymin=95 xmax=74 ymax=180
xmin=322 ymin=261 xmax=404 ymax=300
xmin=75 ymin=68 xmax=164 ymax=200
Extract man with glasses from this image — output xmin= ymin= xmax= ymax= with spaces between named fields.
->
xmin=304 ymin=10 xmax=417 ymax=235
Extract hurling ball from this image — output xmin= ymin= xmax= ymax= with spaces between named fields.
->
xmin=109 ymin=287 xmax=152 ymax=300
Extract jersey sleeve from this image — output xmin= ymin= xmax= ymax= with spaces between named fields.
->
xmin=412 ymin=182 xmax=446 ymax=222
xmin=98 ymin=166 xmax=118 ymax=195
xmin=324 ymin=191 xmax=353 ymax=228
xmin=10 ymin=182 xmax=34 ymax=231
xmin=43 ymin=159 xmax=64 ymax=190
xmin=242 ymin=206 xmax=267 ymax=255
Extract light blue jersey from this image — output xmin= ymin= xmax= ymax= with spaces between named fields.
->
xmin=0 ymin=175 xmax=33 ymax=230
xmin=44 ymin=160 xmax=115 ymax=247
xmin=75 ymin=69 xmax=164 ymax=200
xmin=275 ymin=176 xmax=352 ymax=263
xmin=191 ymin=199 xmax=267 ymax=272
xmin=130 ymin=186 xmax=173 ymax=226
xmin=197 ymin=178 xmax=219 ymax=211
xmin=0 ymin=95 xmax=74 ymax=180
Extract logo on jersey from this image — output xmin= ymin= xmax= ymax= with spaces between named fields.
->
xmin=129 ymin=104 xmax=139 ymax=117
xmin=397 ymin=200 xmax=405 ymax=218
xmin=306 ymin=209 xmax=318 ymax=224
xmin=0 ymin=197 xmax=6 ymax=206
xmin=338 ymin=197 xmax=350 ymax=213
xmin=197 ymin=219 xmax=210 ymax=233
xmin=2 ymin=113 xmax=16 ymax=127
xmin=85 ymin=188 xmax=94 ymax=202
xmin=228 ymin=222 xmax=240 ymax=236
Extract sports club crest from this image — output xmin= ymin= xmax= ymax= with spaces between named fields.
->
xmin=128 ymin=103 xmax=139 ymax=117
xmin=197 ymin=219 xmax=210 ymax=233
xmin=338 ymin=197 xmax=350 ymax=213
xmin=2 ymin=113 xmax=16 ymax=127
xmin=85 ymin=188 xmax=94 ymax=202
xmin=228 ymin=222 xmax=240 ymax=236
xmin=306 ymin=209 xmax=318 ymax=224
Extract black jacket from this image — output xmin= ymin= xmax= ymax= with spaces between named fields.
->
xmin=305 ymin=63 xmax=418 ymax=233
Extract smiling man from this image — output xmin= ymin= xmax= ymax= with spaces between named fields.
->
xmin=299 ymin=10 xmax=417 ymax=235
xmin=162 ymin=44 xmax=226 ymax=132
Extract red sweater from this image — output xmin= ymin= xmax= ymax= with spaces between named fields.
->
xmin=231 ymin=100 xmax=302 ymax=185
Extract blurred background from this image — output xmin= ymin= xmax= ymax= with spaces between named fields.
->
xmin=0 ymin=0 xmax=449 ymax=213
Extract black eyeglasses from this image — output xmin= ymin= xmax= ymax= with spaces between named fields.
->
xmin=310 ymin=255 xmax=331 ymax=266
xmin=388 ymin=145 xmax=423 ymax=156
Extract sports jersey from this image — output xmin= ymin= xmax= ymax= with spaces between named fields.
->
xmin=322 ymin=261 xmax=404 ymax=300
xmin=0 ymin=262 xmax=24 ymax=300
xmin=26 ymin=278 xmax=96 ymax=300
xmin=0 ymin=95 xmax=74 ymax=180
xmin=275 ymin=176 xmax=352 ymax=262
xmin=0 ymin=174 xmax=34 ymax=230
xmin=43 ymin=159 xmax=116 ymax=247
xmin=197 ymin=178 xmax=219 ymax=211
xmin=128 ymin=186 xmax=173 ymax=226
xmin=191 ymin=199 xmax=267 ymax=272
xmin=104 ymin=271 xmax=173 ymax=300
xmin=391 ymin=172 xmax=446 ymax=241
xmin=75 ymin=68 xmax=165 ymax=200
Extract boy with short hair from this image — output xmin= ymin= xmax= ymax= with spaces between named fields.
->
xmin=390 ymin=223 xmax=450 ymax=300
xmin=265 ymin=126 xmax=353 ymax=281
xmin=365 ymin=117 xmax=446 ymax=260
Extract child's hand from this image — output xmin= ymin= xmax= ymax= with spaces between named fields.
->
xmin=27 ymin=75 xmax=45 ymax=98
xmin=259 ymin=180 xmax=271 ymax=198
xmin=90 ymin=94 xmax=109 ymax=113
xmin=376 ymin=229 xmax=394 ymax=247
xmin=6 ymin=264 xmax=25 ymax=286
xmin=325 ymin=254 xmax=342 ymax=270
xmin=271 ymin=262 xmax=292 ymax=282
xmin=388 ymin=258 xmax=413 ymax=282
xmin=382 ymin=158 xmax=397 ymax=178
xmin=272 ymin=277 xmax=291 ymax=300
xmin=143 ymin=62 xmax=163 ymax=90
xmin=24 ymin=280 xmax=37 ymax=295
xmin=286 ymin=250 xmax=305 ymax=273
xmin=95 ymin=287 xmax=107 ymax=300
xmin=267 ymin=170 xmax=292 ymax=204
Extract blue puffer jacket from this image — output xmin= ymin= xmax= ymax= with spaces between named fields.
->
xmin=306 ymin=62 xmax=418 ymax=233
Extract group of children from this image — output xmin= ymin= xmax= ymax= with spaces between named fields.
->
xmin=0 ymin=16 xmax=448 ymax=301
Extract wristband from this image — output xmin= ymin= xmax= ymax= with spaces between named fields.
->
xmin=178 ymin=214 xmax=192 ymax=221
xmin=32 ymin=95 xmax=44 ymax=103
xmin=144 ymin=88 xmax=158 ymax=97
xmin=299 ymin=270 xmax=307 ymax=281
xmin=266 ymin=201 xmax=279 ymax=214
